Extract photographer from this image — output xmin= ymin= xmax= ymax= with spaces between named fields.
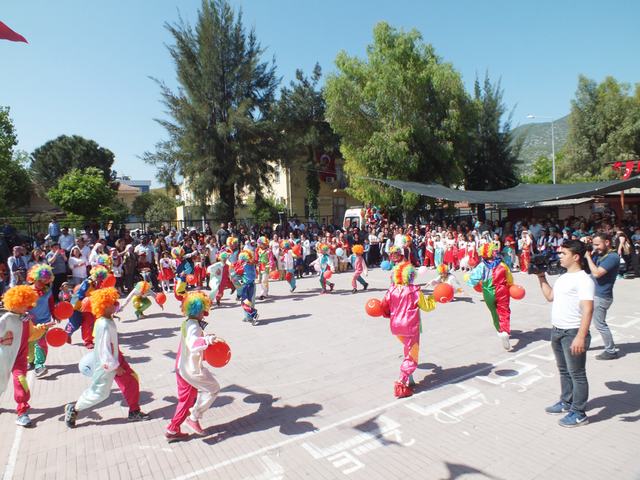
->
xmin=536 ymin=240 xmax=594 ymax=428
xmin=584 ymin=233 xmax=620 ymax=360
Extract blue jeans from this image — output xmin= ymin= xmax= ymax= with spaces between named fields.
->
xmin=551 ymin=327 xmax=591 ymax=414
xmin=593 ymin=296 xmax=616 ymax=354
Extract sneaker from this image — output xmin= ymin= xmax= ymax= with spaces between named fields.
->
xmin=329 ymin=283 xmax=335 ymax=292
xmin=165 ymin=430 xmax=189 ymax=443
xmin=545 ymin=401 xmax=570 ymax=415
xmin=15 ymin=414 xmax=32 ymax=428
xmin=252 ymin=314 xmax=260 ymax=326
xmin=351 ymin=288 xmax=357 ymax=294
xmin=498 ymin=332 xmax=512 ymax=351
xmin=595 ymin=350 xmax=619 ymax=360
xmin=394 ymin=381 xmax=413 ymax=398
xmin=363 ymin=282 xmax=369 ymax=291
xmin=34 ymin=366 xmax=48 ymax=378
xmin=85 ymin=343 xmax=94 ymax=350
xmin=128 ymin=410 xmax=151 ymax=422
xmin=64 ymin=403 xmax=77 ymax=428
xmin=215 ymin=299 xmax=221 ymax=307
xmin=290 ymin=286 xmax=296 ymax=293
xmin=558 ymin=411 xmax=589 ymax=428
xmin=259 ymin=295 xmax=265 ymax=301
xmin=185 ymin=417 xmax=205 ymax=435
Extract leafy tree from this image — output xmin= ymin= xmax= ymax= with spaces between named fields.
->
xmin=30 ymin=134 xmax=116 ymax=188
xmin=276 ymin=64 xmax=340 ymax=219
xmin=99 ymin=197 xmax=130 ymax=224
xmin=464 ymin=75 xmax=521 ymax=191
xmin=47 ymin=167 xmax=116 ymax=218
xmin=145 ymin=0 xmax=279 ymax=221
xmin=249 ymin=194 xmax=286 ymax=225
xmin=146 ymin=196 xmax=177 ymax=227
xmin=521 ymin=155 xmax=553 ymax=184
xmin=131 ymin=192 xmax=157 ymax=218
xmin=562 ymin=75 xmax=640 ymax=180
xmin=0 ymin=108 xmax=31 ymax=214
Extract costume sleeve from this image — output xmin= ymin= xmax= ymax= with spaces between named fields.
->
xmin=28 ymin=322 xmax=48 ymax=342
xmin=467 ymin=263 xmax=485 ymax=286
xmin=502 ymin=263 xmax=513 ymax=286
xmin=98 ymin=326 xmax=119 ymax=372
xmin=447 ymin=274 xmax=461 ymax=289
xmin=417 ymin=292 xmax=436 ymax=312
xmin=185 ymin=321 xmax=210 ymax=353
xmin=425 ymin=276 xmax=440 ymax=288
xmin=381 ymin=289 xmax=392 ymax=318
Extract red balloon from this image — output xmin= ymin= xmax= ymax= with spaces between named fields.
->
xmin=269 ymin=270 xmax=280 ymax=280
xmin=102 ymin=274 xmax=116 ymax=288
xmin=509 ymin=284 xmax=526 ymax=300
xmin=156 ymin=292 xmax=167 ymax=306
xmin=203 ymin=341 xmax=231 ymax=368
xmin=46 ymin=327 xmax=67 ymax=347
xmin=81 ymin=297 xmax=92 ymax=313
xmin=323 ymin=270 xmax=333 ymax=280
xmin=285 ymin=272 xmax=293 ymax=282
xmin=186 ymin=274 xmax=196 ymax=285
xmin=474 ymin=282 xmax=483 ymax=293
xmin=434 ymin=283 xmax=454 ymax=303
xmin=54 ymin=301 xmax=74 ymax=320
xmin=292 ymin=245 xmax=302 ymax=256
xmin=365 ymin=298 xmax=383 ymax=317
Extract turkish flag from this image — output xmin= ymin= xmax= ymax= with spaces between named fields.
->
xmin=0 ymin=21 xmax=27 ymax=43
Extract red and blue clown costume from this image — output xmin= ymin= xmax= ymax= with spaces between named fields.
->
xmin=315 ymin=243 xmax=335 ymax=293
xmin=466 ymin=243 xmax=514 ymax=350
xmin=65 ymin=265 xmax=109 ymax=348
xmin=234 ymin=249 xmax=259 ymax=325
xmin=26 ymin=264 xmax=56 ymax=375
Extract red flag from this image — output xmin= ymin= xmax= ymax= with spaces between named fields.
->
xmin=623 ymin=161 xmax=634 ymax=179
xmin=0 ymin=21 xmax=27 ymax=43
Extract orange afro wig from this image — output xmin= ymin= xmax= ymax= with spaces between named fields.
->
xmin=2 ymin=285 xmax=39 ymax=312
xmin=352 ymin=244 xmax=364 ymax=256
xmin=89 ymin=287 xmax=120 ymax=318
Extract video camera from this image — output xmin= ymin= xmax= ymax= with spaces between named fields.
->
xmin=527 ymin=251 xmax=566 ymax=275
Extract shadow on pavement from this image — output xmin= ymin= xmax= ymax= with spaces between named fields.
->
xmin=118 ymin=326 xmax=180 ymax=350
xmin=442 ymin=462 xmax=504 ymax=480
xmin=255 ymin=313 xmax=312 ymax=326
xmin=415 ymin=362 xmax=494 ymax=391
xmin=510 ymin=327 xmax=552 ymax=352
xmin=588 ymin=380 xmax=640 ymax=423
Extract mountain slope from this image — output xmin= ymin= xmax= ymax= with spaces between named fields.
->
xmin=512 ymin=114 xmax=569 ymax=172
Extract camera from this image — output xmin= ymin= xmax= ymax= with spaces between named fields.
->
xmin=527 ymin=251 xmax=566 ymax=275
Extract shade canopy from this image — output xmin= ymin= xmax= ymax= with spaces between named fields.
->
xmin=367 ymin=176 xmax=640 ymax=206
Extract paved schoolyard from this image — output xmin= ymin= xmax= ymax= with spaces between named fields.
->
xmin=1 ymin=266 xmax=639 ymax=480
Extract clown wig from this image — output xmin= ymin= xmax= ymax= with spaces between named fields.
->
xmin=389 ymin=246 xmax=404 ymax=258
xmin=392 ymin=261 xmax=416 ymax=286
xmin=181 ymin=291 xmax=211 ymax=318
xmin=317 ymin=243 xmax=330 ymax=255
xmin=217 ymin=250 xmax=230 ymax=262
xmin=27 ymin=264 xmax=54 ymax=285
xmin=280 ymin=239 xmax=291 ymax=250
xmin=171 ymin=246 xmax=185 ymax=259
xmin=226 ymin=237 xmax=239 ymax=248
xmin=257 ymin=236 xmax=268 ymax=246
xmin=238 ymin=249 xmax=254 ymax=263
xmin=134 ymin=281 xmax=151 ymax=295
xmin=89 ymin=287 xmax=120 ymax=318
xmin=479 ymin=243 xmax=498 ymax=259
xmin=352 ymin=244 xmax=364 ymax=256
xmin=437 ymin=264 xmax=449 ymax=275
xmin=95 ymin=253 xmax=112 ymax=269
xmin=90 ymin=265 xmax=109 ymax=283
xmin=2 ymin=285 xmax=39 ymax=312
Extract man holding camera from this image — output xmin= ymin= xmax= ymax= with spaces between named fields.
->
xmin=536 ymin=240 xmax=594 ymax=427
xmin=584 ymin=233 xmax=619 ymax=360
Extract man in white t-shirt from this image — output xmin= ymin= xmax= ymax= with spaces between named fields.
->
xmin=536 ymin=240 xmax=594 ymax=428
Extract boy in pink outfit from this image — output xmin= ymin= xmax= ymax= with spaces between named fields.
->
xmin=351 ymin=244 xmax=369 ymax=293
xmin=381 ymin=261 xmax=436 ymax=398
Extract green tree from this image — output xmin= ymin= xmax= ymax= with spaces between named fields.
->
xmin=0 ymin=108 xmax=31 ymax=214
xmin=99 ymin=198 xmax=130 ymax=224
xmin=145 ymin=0 xmax=279 ymax=221
xmin=249 ymin=194 xmax=285 ymax=225
xmin=521 ymin=155 xmax=553 ymax=184
xmin=464 ymin=75 xmax=521 ymax=191
xmin=47 ymin=167 xmax=117 ymax=218
xmin=146 ymin=196 xmax=178 ymax=228
xmin=131 ymin=192 xmax=157 ymax=218
xmin=276 ymin=64 xmax=340 ymax=219
xmin=30 ymin=134 xmax=116 ymax=188
xmin=562 ymin=75 xmax=640 ymax=180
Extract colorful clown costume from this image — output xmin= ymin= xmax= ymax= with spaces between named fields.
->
xmin=280 ymin=240 xmax=296 ymax=293
xmin=381 ymin=262 xmax=436 ymax=398
xmin=65 ymin=288 xmax=149 ymax=427
xmin=0 ymin=286 xmax=47 ymax=427
xmin=121 ymin=281 xmax=157 ymax=319
xmin=26 ymin=264 xmax=55 ymax=377
xmin=466 ymin=244 xmax=514 ymax=351
xmin=256 ymin=237 xmax=274 ymax=299
xmin=166 ymin=292 xmax=221 ymax=441
xmin=234 ymin=250 xmax=259 ymax=324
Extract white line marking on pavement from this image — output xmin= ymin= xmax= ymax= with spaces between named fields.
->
xmin=2 ymin=371 xmax=34 ymax=480
xmin=171 ymin=342 xmax=549 ymax=480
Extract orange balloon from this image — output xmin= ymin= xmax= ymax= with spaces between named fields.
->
xmin=365 ymin=298 xmax=383 ymax=317
xmin=102 ymin=274 xmax=116 ymax=288
xmin=46 ymin=328 xmax=68 ymax=347
xmin=54 ymin=301 xmax=74 ymax=320
xmin=509 ymin=284 xmax=526 ymax=300
xmin=156 ymin=292 xmax=167 ymax=306
xmin=434 ymin=283 xmax=454 ymax=303
xmin=81 ymin=297 xmax=92 ymax=313
xmin=203 ymin=341 xmax=231 ymax=368
xmin=323 ymin=270 xmax=333 ymax=280
xmin=186 ymin=274 xmax=196 ymax=285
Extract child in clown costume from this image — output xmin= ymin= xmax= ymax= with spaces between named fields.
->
xmin=121 ymin=277 xmax=161 ymax=319
xmin=425 ymin=264 xmax=463 ymax=296
xmin=280 ymin=240 xmax=296 ymax=293
xmin=310 ymin=243 xmax=335 ymax=294
xmin=381 ymin=261 xmax=436 ymax=398
xmin=65 ymin=266 xmax=109 ymax=349
xmin=165 ymin=291 xmax=222 ymax=441
xmin=351 ymin=244 xmax=369 ymax=293
xmin=465 ymin=243 xmax=514 ymax=351
xmin=255 ymin=236 xmax=274 ymax=300
xmin=26 ymin=265 xmax=55 ymax=377
xmin=234 ymin=249 xmax=259 ymax=325
xmin=225 ymin=237 xmax=242 ymax=300
xmin=1 ymin=286 xmax=49 ymax=426
xmin=64 ymin=287 xmax=150 ymax=428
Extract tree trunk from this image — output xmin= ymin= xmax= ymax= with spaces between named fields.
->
xmin=219 ymin=183 xmax=236 ymax=221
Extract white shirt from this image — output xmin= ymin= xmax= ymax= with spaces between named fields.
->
xmin=551 ymin=270 xmax=595 ymax=329
xmin=59 ymin=233 xmax=76 ymax=251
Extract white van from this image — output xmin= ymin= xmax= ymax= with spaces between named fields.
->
xmin=343 ymin=207 xmax=365 ymax=229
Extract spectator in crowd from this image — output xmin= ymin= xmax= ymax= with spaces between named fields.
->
xmin=59 ymin=227 xmax=76 ymax=254
xmin=8 ymin=246 xmax=27 ymax=287
xmin=68 ymin=246 xmax=88 ymax=286
xmin=47 ymin=217 xmax=61 ymax=243
xmin=46 ymin=243 xmax=68 ymax=299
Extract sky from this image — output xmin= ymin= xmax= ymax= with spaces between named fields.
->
xmin=2 ymin=0 xmax=639 ymax=187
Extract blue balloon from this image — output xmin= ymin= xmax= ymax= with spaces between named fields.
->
xmin=78 ymin=351 xmax=95 ymax=377
xmin=336 ymin=247 xmax=345 ymax=257
xmin=381 ymin=260 xmax=392 ymax=271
